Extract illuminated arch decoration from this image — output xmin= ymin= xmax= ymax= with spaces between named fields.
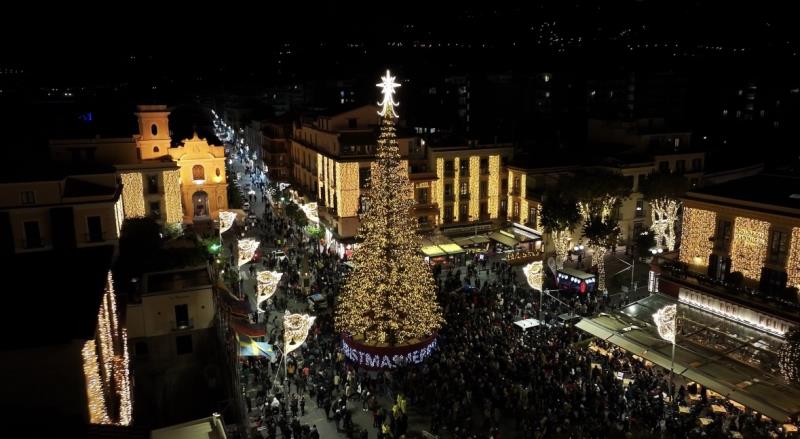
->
xmin=284 ymin=313 xmax=316 ymax=354
xmin=652 ymin=304 xmax=677 ymax=343
xmin=237 ymin=238 xmax=260 ymax=267
xmin=523 ymin=260 xmax=544 ymax=291
xmin=256 ymin=271 xmax=283 ymax=307
xmin=219 ymin=210 xmax=237 ymax=234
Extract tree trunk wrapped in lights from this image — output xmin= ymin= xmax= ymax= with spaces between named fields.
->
xmin=779 ymin=327 xmax=800 ymax=384
xmin=583 ymin=216 xmax=620 ymax=293
xmin=335 ymin=70 xmax=443 ymax=345
xmin=541 ymin=191 xmax=581 ymax=270
xmin=640 ymin=172 xmax=688 ymax=252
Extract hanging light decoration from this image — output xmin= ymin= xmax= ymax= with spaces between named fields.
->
xmin=523 ymin=260 xmax=544 ymax=291
xmin=256 ymin=271 xmax=283 ymax=307
xmin=219 ymin=210 xmax=237 ymax=234
xmin=284 ymin=313 xmax=316 ymax=354
xmin=237 ymin=238 xmax=260 ymax=267
xmin=652 ymin=304 xmax=677 ymax=343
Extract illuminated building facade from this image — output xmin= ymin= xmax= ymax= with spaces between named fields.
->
xmin=651 ymin=173 xmax=800 ymax=336
xmin=49 ymin=105 xmax=228 ymax=226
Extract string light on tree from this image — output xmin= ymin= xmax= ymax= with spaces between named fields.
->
xmin=336 ymin=69 xmax=443 ymax=345
xmin=779 ymin=327 xmax=800 ymax=384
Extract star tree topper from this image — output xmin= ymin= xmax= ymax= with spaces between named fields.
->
xmin=377 ymin=69 xmax=401 ymax=117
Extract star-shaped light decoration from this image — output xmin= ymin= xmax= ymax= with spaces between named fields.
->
xmin=376 ymin=69 xmax=401 ymax=117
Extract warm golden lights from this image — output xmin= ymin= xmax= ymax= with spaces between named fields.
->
xmin=237 ymin=239 xmax=260 ymax=267
xmin=469 ymin=156 xmax=480 ymax=219
xmin=120 ymin=172 xmax=145 ymax=217
xmin=256 ymin=271 xmax=283 ymax=307
xmin=730 ymin=216 xmax=770 ymax=281
xmin=163 ymin=169 xmax=183 ymax=223
xmin=488 ymin=155 xmax=500 ymax=218
xmin=337 ymin=162 xmax=360 ymax=216
xmin=788 ymin=227 xmax=800 ymax=290
xmin=678 ymin=207 xmax=716 ymax=266
xmin=336 ymin=76 xmax=443 ymax=344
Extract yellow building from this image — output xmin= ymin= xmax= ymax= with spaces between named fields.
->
xmin=291 ymin=105 xmax=423 ymax=241
xmin=0 ymin=171 xmax=123 ymax=254
xmin=168 ymin=133 xmax=228 ymax=222
xmin=677 ymin=173 xmax=800 ymax=292
xmin=49 ymin=105 xmax=227 ymax=225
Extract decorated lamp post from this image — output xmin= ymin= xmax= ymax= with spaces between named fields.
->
xmin=653 ymin=304 xmax=678 ymax=410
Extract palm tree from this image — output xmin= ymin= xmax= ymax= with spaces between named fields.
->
xmin=582 ymin=215 xmax=621 ymax=293
xmin=541 ymin=191 xmax=581 ymax=269
xmin=639 ymin=171 xmax=689 ymax=251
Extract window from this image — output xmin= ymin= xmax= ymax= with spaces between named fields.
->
xmin=512 ymin=177 xmax=521 ymax=194
xmin=444 ymin=206 xmax=453 ymax=223
xmin=512 ymin=201 xmax=520 ymax=218
xmin=528 ymin=207 xmax=537 ymax=226
xmin=192 ymin=165 xmax=205 ymax=181
xmin=87 ymin=216 xmax=103 ymax=242
xmin=151 ymin=123 xmax=158 ymax=136
xmin=23 ymin=221 xmax=42 ymax=248
xmin=153 ymin=146 xmax=160 ymax=153
xmin=444 ymin=160 xmax=454 ymax=177
xmin=150 ymin=201 xmax=161 ymax=219
xmin=479 ymin=181 xmax=488 ymax=198
xmin=760 ymin=267 xmax=787 ymax=295
xmin=691 ymin=158 xmax=702 ymax=172
xmin=347 ymin=118 xmax=357 ymax=129
xmin=626 ymin=176 xmax=634 ymax=190
xmin=459 ymin=204 xmax=468 ymax=221
xmin=636 ymin=175 xmax=644 ymax=191
xmin=633 ymin=222 xmax=644 ymax=237
xmin=417 ymin=188 xmax=429 ymax=204
xmin=176 ymin=334 xmax=193 ymax=355
xmin=216 ymin=168 xmax=221 ymax=177
xmin=459 ymin=159 xmax=469 ymax=176
xmin=502 ymin=179 xmax=508 ymax=193
xmin=633 ymin=200 xmax=644 ymax=218
xmin=480 ymin=202 xmax=488 ymax=217
xmin=480 ymin=158 xmax=489 ymax=174
xmin=148 ymin=175 xmax=159 ymax=194
xmin=715 ymin=220 xmax=732 ymax=251
xmin=460 ymin=182 xmax=468 ymax=197
xmin=676 ymin=160 xmax=686 ymax=174
xmin=690 ymin=178 xmax=698 ymax=187
xmin=659 ymin=161 xmax=669 ymax=172
xmin=20 ymin=191 xmax=35 ymax=205
xmin=444 ymin=184 xmax=453 ymax=201
xmin=175 ymin=304 xmax=190 ymax=329
xmin=768 ymin=230 xmax=789 ymax=264
xmin=500 ymin=200 xmax=507 ymax=215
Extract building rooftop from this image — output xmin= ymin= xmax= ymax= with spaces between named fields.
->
xmin=0 ymin=245 xmax=115 ymax=351
xmin=687 ymin=173 xmax=800 ymax=212
xmin=0 ymin=162 xmax=117 ymax=184
xmin=62 ymin=177 xmax=117 ymax=198
xmin=143 ymin=266 xmax=212 ymax=295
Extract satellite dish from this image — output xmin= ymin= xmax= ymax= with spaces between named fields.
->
xmin=547 ymin=257 xmax=557 ymax=275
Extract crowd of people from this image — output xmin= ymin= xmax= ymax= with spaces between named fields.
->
xmin=225 ymin=143 xmax=789 ymax=439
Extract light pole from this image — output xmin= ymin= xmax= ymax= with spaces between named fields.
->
xmin=653 ymin=304 xmax=678 ymax=418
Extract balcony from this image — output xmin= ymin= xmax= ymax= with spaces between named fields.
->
xmin=22 ymin=238 xmax=46 ymax=249
xmin=444 ymin=170 xmax=455 ymax=178
xmin=444 ymin=194 xmax=455 ymax=202
xmin=459 ymin=193 xmax=470 ymax=201
xmin=480 ymin=167 xmax=489 ymax=176
xmin=509 ymin=189 xmax=521 ymax=196
xmin=85 ymin=232 xmax=106 ymax=243
xmin=409 ymin=171 xmax=437 ymax=181
xmin=171 ymin=318 xmax=195 ymax=331
xmin=653 ymin=254 xmax=800 ymax=320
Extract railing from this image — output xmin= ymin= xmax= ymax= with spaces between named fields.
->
xmin=459 ymin=169 xmax=470 ymax=177
xmin=509 ymin=189 xmax=521 ymax=196
xmin=22 ymin=239 xmax=46 ymax=249
xmin=171 ymin=318 xmax=195 ymax=331
xmin=85 ymin=232 xmax=106 ymax=243
xmin=444 ymin=170 xmax=455 ymax=178
xmin=459 ymin=193 xmax=470 ymax=201
xmin=480 ymin=168 xmax=489 ymax=175
xmin=444 ymin=194 xmax=455 ymax=202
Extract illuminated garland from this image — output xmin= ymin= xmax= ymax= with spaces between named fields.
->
xmin=594 ymin=246 xmax=608 ymax=292
xmin=523 ymin=261 xmax=544 ymax=291
xmin=336 ymin=70 xmax=444 ymax=344
xmin=488 ymin=155 xmax=500 ymax=218
xmin=436 ymin=157 xmax=445 ymax=223
xmin=256 ymin=271 xmax=283 ymax=307
xmin=678 ymin=207 xmax=716 ymax=266
xmin=120 ymin=172 xmax=145 ymax=217
xmin=730 ymin=216 xmax=769 ymax=281
xmin=787 ymin=227 xmax=800 ymax=290
xmin=453 ymin=157 xmax=460 ymax=220
xmin=469 ymin=155 xmax=480 ymax=219
xmin=163 ymin=169 xmax=183 ymax=223
xmin=552 ymin=230 xmax=571 ymax=270
xmin=82 ymin=272 xmax=132 ymax=425
xmin=237 ymin=239 xmax=260 ymax=267
xmin=779 ymin=327 xmax=800 ymax=384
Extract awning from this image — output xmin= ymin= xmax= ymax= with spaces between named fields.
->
xmin=489 ymin=231 xmax=519 ymax=248
xmin=514 ymin=318 xmax=541 ymax=330
xmin=230 ymin=318 xmax=266 ymax=338
xmin=421 ymin=244 xmax=447 ymax=257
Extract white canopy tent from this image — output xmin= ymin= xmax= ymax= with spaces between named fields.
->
xmin=514 ymin=318 xmax=542 ymax=330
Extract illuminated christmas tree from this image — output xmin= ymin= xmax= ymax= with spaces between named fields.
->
xmin=335 ymin=70 xmax=443 ymax=345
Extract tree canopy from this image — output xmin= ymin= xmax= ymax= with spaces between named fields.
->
xmin=639 ymin=171 xmax=689 ymax=201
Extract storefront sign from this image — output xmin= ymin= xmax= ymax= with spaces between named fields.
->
xmin=678 ymin=288 xmax=794 ymax=337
